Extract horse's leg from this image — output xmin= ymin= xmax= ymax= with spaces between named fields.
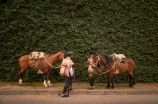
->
xmin=129 ymin=75 xmax=133 ymax=87
xmin=43 ymin=72 xmax=48 ymax=87
xmin=47 ymin=70 xmax=51 ymax=87
xmin=125 ymin=70 xmax=129 ymax=77
xmin=128 ymin=71 xmax=134 ymax=87
xmin=111 ymin=72 xmax=114 ymax=89
xmin=18 ymin=67 xmax=27 ymax=86
xmin=125 ymin=70 xmax=131 ymax=86
xmin=133 ymin=69 xmax=136 ymax=85
xmin=106 ymin=73 xmax=110 ymax=88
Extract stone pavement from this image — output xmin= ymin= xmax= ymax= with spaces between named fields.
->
xmin=1 ymin=90 xmax=158 ymax=95
xmin=0 ymin=82 xmax=158 ymax=95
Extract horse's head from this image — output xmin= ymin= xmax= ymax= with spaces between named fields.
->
xmin=93 ymin=53 xmax=100 ymax=65
xmin=59 ymin=50 xmax=66 ymax=61
xmin=90 ymin=53 xmax=100 ymax=69
xmin=89 ymin=53 xmax=101 ymax=74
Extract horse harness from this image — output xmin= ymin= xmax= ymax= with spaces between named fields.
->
xmin=92 ymin=55 xmax=117 ymax=75
xmin=29 ymin=52 xmax=45 ymax=70
xmin=29 ymin=52 xmax=65 ymax=69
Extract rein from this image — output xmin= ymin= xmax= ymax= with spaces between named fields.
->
xmin=93 ymin=55 xmax=116 ymax=75
xmin=95 ymin=62 xmax=116 ymax=75
xmin=43 ymin=53 xmax=64 ymax=68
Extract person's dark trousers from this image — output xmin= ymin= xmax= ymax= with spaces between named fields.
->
xmin=88 ymin=76 xmax=93 ymax=86
xmin=69 ymin=81 xmax=73 ymax=90
xmin=92 ymin=76 xmax=94 ymax=86
xmin=62 ymin=77 xmax=72 ymax=94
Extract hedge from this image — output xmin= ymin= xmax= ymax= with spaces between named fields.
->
xmin=0 ymin=0 xmax=158 ymax=83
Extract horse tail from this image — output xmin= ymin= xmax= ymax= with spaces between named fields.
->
xmin=133 ymin=68 xmax=136 ymax=85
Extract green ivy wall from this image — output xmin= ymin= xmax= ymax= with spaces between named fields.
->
xmin=0 ymin=0 xmax=158 ymax=83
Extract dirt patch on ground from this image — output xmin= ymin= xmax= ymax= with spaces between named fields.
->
xmin=0 ymin=82 xmax=158 ymax=90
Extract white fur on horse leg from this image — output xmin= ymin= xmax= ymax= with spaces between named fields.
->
xmin=47 ymin=80 xmax=51 ymax=87
xmin=43 ymin=80 xmax=48 ymax=87
xmin=18 ymin=79 xmax=22 ymax=85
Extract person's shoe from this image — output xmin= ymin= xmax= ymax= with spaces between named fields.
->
xmin=61 ymin=94 xmax=69 ymax=97
xmin=114 ymin=70 xmax=119 ymax=74
xmin=89 ymin=86 xmax=92 ymax=90
xmin=92 ymin=86 xmax=96 ymax=89
xmin=69 ymin=87 xmax=73 ymax=90
xmin=37 ymin=70 xmax=43 ymax=74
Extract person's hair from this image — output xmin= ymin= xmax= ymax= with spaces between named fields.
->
xmin=67 ymin=54 xmax=72 ymax=57
xmin=64 ymin=53 xmax=67 ymax=58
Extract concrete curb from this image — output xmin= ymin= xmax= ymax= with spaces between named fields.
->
xmin=0 ymin=90 xmax=158 ymax=95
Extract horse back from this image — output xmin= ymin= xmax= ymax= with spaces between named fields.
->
xmin=118 ymin=58 xmax=134 ymax=73
xmin=125 ymin=58 xmax=135 ymax=67
xmin=19 ymin=55 xmax=29 ymax=63
xmin=19 ymin=55 xmax=30 ymax=68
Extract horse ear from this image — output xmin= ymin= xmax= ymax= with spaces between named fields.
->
xmin=62 ymin=50 xmax=65 ymax=53
xmin=95 ymin=53 xmax=98 ymax=57
xmin=97 ymin=53 xmax=99 ymax=55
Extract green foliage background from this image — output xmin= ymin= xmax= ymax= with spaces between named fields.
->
xmin=0 ymin=0 xmax=158 ymax=83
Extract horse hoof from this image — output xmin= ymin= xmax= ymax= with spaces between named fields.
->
xmin=18 ymin=79 xmax=23 ymax=86
xmin=106 ymin=86 xmax=110 ymax=89
xmin=43 ymin=84 xmax=48 ymax=87
xmin=18 ymin=82 xmax=23 ymax=86
xmin=128 ymin=84 xmax=133 ymax=87
xmin=48 ymin=84 xmax=52 ymax=87
xmin=129 ymin=85 xmax=133 ymax=88
xmin=111 ymin=87 xmax=114 ymax=89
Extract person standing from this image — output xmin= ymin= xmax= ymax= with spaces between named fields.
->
xmin=59 ymin=51 xmax=75 ymax=97
xmin=87 ymin=52 xmax=98 ymax=89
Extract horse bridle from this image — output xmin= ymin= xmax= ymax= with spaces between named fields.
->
xmin=92 ymin=54 xmax=116 ymax=75
xmin=92 ymin=55 xmax=101 ymax=69
xmin=61 ymin=52 xmax=65 ymax=60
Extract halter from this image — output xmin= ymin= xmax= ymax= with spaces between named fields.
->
xmin=93 ymin=55 xmax=100 ymax=66
xmin=94 ymin=56 xmax=101 ymax=69
xmin=61 ymin=52 xmax=65 ymax=60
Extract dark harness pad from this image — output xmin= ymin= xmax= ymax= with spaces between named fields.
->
xmin=105 ymin=56 xmax=113 ymax=66
xmin=120 ymin=58 xmax=126 ymax=63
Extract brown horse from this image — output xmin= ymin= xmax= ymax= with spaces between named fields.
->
xmin=92 ymin=53 xmax=135 ymax=89
xmin=18 ymin=50 xmax=65 ymax=87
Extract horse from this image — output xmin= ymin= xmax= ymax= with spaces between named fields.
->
xmin=18 ymin=50 xmax=65 ymax=87
xmin=92 ymin=53 xmax=135 ymax=89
